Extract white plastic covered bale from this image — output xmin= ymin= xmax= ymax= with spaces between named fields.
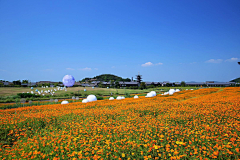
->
xmin=146 ymin=92 xmax=154 ymax=97
xmin=109 ymin=97 xmax=114 ymax=100
xmin=82 ymin=99 xmax=89 ymax=103
xmin=61 ymin=100 xmax=69 ymax=104
xmin=87 ymin=95 xmax=97 ymax=102
xmin=163 ymin=92 xmax=169 ymax=95
xmin=116 ymin=96 xmax=122 ymax=100
xmin=150 ymin=91 xmax=157 ymax=96
xmin=169 ymin=89 xmax=176 ymax=95
xmin=134 ymin=95 xmax=139 ymax=99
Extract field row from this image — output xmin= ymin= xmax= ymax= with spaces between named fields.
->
xmin=0 ymin=87 xmax=239 ymax=159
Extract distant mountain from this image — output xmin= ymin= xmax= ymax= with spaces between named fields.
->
xmin=81 ymin=74 xmax=131 ymax=82
xmin=230 ymin=77 xmax=240 ymax=82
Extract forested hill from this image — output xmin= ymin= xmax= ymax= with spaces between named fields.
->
xmin=230 ymin=77 xmax=240 ymax=82
xmin=81 ymin=74 xmax=131 ymax=82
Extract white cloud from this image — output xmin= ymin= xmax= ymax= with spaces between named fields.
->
xmin=66 ymin=68 xmax=74 ymax=70
xmin=141 ymin=62 xmax=154 ymax=67
xmin=205 ymin=59 xmax=223 ymax=63
xmin=94 ymin=68 xmax=98 ymax=70
xmin=156 ymin=62 xmax=163 ymax=65
xmin=79 ymin=67 xmax=92 ymax=71
xmin=111 ymin=66 xmax=115 ymax=68
xmin=225 ymin=57 xmax=239 ymax=62
xmin=142 ymin=62 xmax=163 ymax=67
xmin=0 ymin=69 xmax=6 ymax=71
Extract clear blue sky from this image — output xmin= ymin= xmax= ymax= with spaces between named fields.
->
xmin=0 ymin=0 xmax=240 ymax=82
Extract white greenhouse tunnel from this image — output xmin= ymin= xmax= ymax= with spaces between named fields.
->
xmin=61 ymin=100 xmax=69 ymax=105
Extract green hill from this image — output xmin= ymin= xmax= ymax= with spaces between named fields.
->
xmin=81 ymin=74 xmax=131 ymax=82
xmin=230 ymin=77 xmax=240 ymax=82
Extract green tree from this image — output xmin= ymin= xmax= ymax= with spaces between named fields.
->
xmin=13 ymin=80 xmax=21 ymax=85
xmin=123 ymin=78 xmax=131 ymax=82
xmin=140 ymin=82 xmax=146 ymax=90
xmin=114 ymin=81 xmax=120 ymax=88
xmin=166 ymin=83 xmax=170 ymax=87
xmin=22 ymin=80 xmax=28 ymax=84
xmin=181 ymin=81 xmax=186 ymax=87
xmin=98 ymin=82 xmax=103 ymax=88
xmin=110 ymin=80 xmax=114 ymax=88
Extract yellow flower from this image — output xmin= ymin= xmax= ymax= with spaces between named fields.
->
xmin=122 ymin=153 xmax=125 ymax=157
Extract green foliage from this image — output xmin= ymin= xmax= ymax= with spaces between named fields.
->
xmin=96 ymin=96 xmax=104 ymax=100
xmin=147 ymin=85 xmax=155 ymax=89
xmin=81 ymin=74 xmax=131 ymax=82
xmin=98 ymin=82 xmax=103 ymax=88
xmin=96 ymin=93 xmax=102 ymax=96
xmin=140 ymin=82 xmax=146 ymax=90
xmin=22 ymin=80 xmax=28 ymax=84
xmin=125 ymin=92 xmax=131 ymax=98
xmin=110 ymin=80 xmax=115 ymax=88
xmin=230 ymin=77 xmax=240 ymax=82
xmin=114 ymin=81 xmax=120 ymax=88
xmin=181 ymin=81 xmax=186 ymax=87
xmin=17 ymin=93 xmax=40 ymax=98
xmin=13 ymin=80 xmax=21 ymax=85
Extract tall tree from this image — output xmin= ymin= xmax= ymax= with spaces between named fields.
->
xmin=181 ymin=81 xmax=186 ymax=87
xmin=110 ymin=80 xmax=114 ymax=88
xmin=22 ymin=80 xmax=28 ymax=84
xmin=13 ymin=80 xmax=21 ymax=85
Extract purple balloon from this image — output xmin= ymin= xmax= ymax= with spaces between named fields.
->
xmin=62 ymin=75 xmax=75 ymax=87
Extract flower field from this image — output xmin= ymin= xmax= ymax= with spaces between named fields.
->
xmin=0 ymin=87 xmax=240 ymax=159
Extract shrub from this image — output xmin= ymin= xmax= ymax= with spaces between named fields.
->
xmin=96 ymin=96 xmax=103 ymax=100
xmin=125 ymin=92 xmax=130 ymax=98
xmin=17 ymin=93 xmax=40 ymax=98
xmin=96 ymin=93 xmax=102 ymax=96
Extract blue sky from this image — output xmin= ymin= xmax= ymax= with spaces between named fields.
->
xmin=0 ymin=0 xmax=240 ymax=82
